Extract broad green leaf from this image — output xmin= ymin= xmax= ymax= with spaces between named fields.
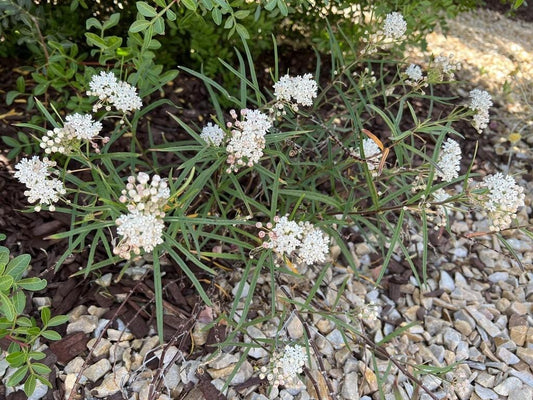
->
xmin=27 ymin=351 xmax=46 ymax=361
xmin=16 ymin=76 xmax=25 ymax=92
xmin=235 ymin=23 xmax=249 ymax=39
xmin=234 ymin=10 xmax=249 ymax=19
xmin=166 ymin=9 xmax=176 ymax=21
xmin=129 ymin=19 xmax=151 ymax=33
xmin=7 ymin=366 xmax=28 ymax=387
xmin=136 ymin=1 xmax=158 ymax=17
xmin=102 ymin=13 xmax=121 ymax=29
xmin=41 ymin=330 xmax=61 ymax=341
xmin=85 ymin=17 xmax=102 ymax=30
xmin=17 ymin=277 xmax=47 ymax=292
xmin=0 ymin=275 xmax=14 ymax=292
xmin=182 ymin=0 xmax=198 ymax=11
xmin=16 ymin=316 xmax=33 ymax=327
xmin=6 ymin=254 xmax=30 ymax=280
xmin=40 ymin=307 xmax=51 ymax=325
xmin=6 ymin=351 xmax=26 ymax=367
xmin=24 ymin=374 xmax=36 ymax=397
xmin=12 ymin=290 xmax=26 ymax=314
xmin=277 ymin=0 xmax=288 ymax=15
xmin=31 ymin=363 xmax=52 ymax=375
xmin=212 ymin=7 xmax=222 ymax=24
xmin=47 ymin=315 xmax=69 ymax=327
xmin=0 ymin=292 xmax=15 ymax=321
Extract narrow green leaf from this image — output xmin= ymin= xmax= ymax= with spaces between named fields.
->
xmin=47 ymin=315 xmax=69 ymax=327
xmin=0 ymin=292 xmax=16 ymax=321
xmin=40 ymin=307 xmax=51 ymax=325
xmin=30 ymin=363 xmax=52 ymax=375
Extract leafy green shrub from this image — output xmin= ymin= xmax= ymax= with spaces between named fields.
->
xmin=2 ymin=3 xmax=529 ymax=398
xmin=0 ymin=234 xmax=68 ymax=397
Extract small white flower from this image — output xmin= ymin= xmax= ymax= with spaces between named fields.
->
xmin=87 ymin=71 xmax=142 ymax=113
xmin=267 ymin=216 xmax=304 ymax=256
xmin=430 ymin=188 xmax=452 ymax=229
xmin=383 ymin=12 xmax=407 ymax=39
xmin=14 ymin=156 xmax=65 ymax=212
xmin=298 ymin=225 xmax=330 ymax=265
xmin=480 ymin=173 xmax=524 ymax=231
xmin=200 ymin=122 xmax=225 ymax=146
xmin=65 ymin=113 xmax=103 ymax=140
xmin=436 ymin=138 xmax=461 ymax=182
xmin=226 ymin=109 xmax=272 ymax=173
xmin=114 ymin=211 xmax=165 ymax=259
xmin=274 ymin=73 xmax=318 ymax=108
xmin=469 ymin=89 xmax=492 ymax=133
xmin=405 ymin=64 xmax=423 ymax=84
xmin=433 ymin=53 xmax=461 ymax=79
xmin=259 ymin=344 xmax=306 ymax=387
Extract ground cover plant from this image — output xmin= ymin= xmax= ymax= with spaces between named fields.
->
xmin=0 ymin=0 xmax=531 ymax=399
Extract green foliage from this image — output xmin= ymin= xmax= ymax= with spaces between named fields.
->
xmin=0 ymin=239 xmax=68 ymax=397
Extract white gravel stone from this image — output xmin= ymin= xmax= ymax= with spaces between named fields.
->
xmin=508 ymin=385 xmax=533 ymax=400
xmin=466 ymin=306 xmax=501 ymax=337
xmin=341 ymin=372 xmax=359 ymax=399
xmin=247 ymin=326 xmax=268 ymax=359
xmin=83 ymin=359 xmax=111 ymax=382
xmin=510 ymin=370 xmax=533 ymax=388
xmin=180 ymin=360 xmax=201 ymax=384
xmin=442 ymin=327 xmax=462 ymax=351
xmin=208 ymin=353 xmax=238 ymax=369
xmin=474 ymin=384 xmax=499 ymax=399
xmin=64 ymin=357 xmax=85 ymax=374
xmin=488 ymin=271 xmax=509 ymax=283
xmin=92 ymin=366 xmax=129 ymax=398
xmin=27 ymin=379 xmax=49 ymax=400
xmin=86 ymin=338 xmax=112 ymax=358
xmin=496 ymin=347 xmax=520 ymax=364
xmin=439 ymin=270 xmax=455 ymax=292
xmin=326 ymin=329 xmax=346 ymax=349
xmin=287 ymin=315 xmax=304 ymax=339
xmin=230 ymin=360 xmax=253 ymax=385
xmin=494 ymin=376 xmax=522 ymax=395
xmin=66 ymin=315 xmax=98 ymax=334
xmin=232 ymin=281 xmax=250 ymax=299
xmin=163 ymin=363 xmax=181 ymax=389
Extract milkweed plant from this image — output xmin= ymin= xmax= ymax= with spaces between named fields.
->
xmin=6 ymin=5 xmax=528 ymax=399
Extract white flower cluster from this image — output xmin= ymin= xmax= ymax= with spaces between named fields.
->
xmin=259 ymin=344 xmax=306 ymax=387
xmin=14 ymin=156 xmax=66 ymax=212
xmin=469 ymin=89 xmax=492 ymax=133
xmin=383 ymin=12 xmax=407 ymax=39
xmin=260 ymin=215 xmax=330 ymax=266
xmin=114 ymin=172 xmax=170 ymax=259
xmin=200 ymin=122 xmax=225 ymax=146
xmin=226 ymin=109 xmax=272 ymax=173
xmin=273 ymin=73 xmax=318 ymax=111
xmin=405 ymin=64 xmax=424 ymax=85
xmin=87 ymin=71 xmax=142 ymax=113
xmin=436 ymin=138 xmax=461 ymax=182
xmin=479 ymin=173 xmax=525 ymax=231
xmin=354 ymin=300 xmax=379 ymax=322
xmin=354 ymin=138 xmax=382 ymax=172
xmin=433 ymin=53 xmax=461 ymax=79
xmin=40 ymin=113 xmax=103 ymax=154
xmin=115 ymin=212 xmax=165 ymax=258
xmin=429 ymin=188 xmax=452 ymax=229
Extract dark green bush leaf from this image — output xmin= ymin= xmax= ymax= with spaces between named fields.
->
xmin=0 ymin=292 xmax=15 ymax=321
xmin=137 ymin=2 xmax=158 ymax=17
xmin=130 ymin=20 xmax=151 ymax=33
xmin=102 ymin=13 xmax=121 ymax=30
xmin=40 ymin=307 xmax=51 ymax=325
xmin=28 ymin=351 xmax=46 ymax=361
xmin=13 ymin=290 xmax=26 ymax=314
xmin=16 ymin=76 xmax=25 ymax=92
xmin=6 ymin=91 xmax=20 ymax=106
xmin=16 ymin=317 xmax=33 ymax=327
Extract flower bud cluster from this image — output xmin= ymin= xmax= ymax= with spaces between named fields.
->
xmin=259 ymin=344 xmax=306 ymax=387
xmin=469 ymin=89 xmax=492 ymax=133
xmin=362 ymin=12 xmax=407 ymax=54
xmin=383 ymin=12 xmax=407 ymax=39
xmin=14 ymin=156 xmax=66 ymax=212
xmin=404 ymin=63 xmax=427 ymax=86
xmin=87 ymin=71 xmax=142 ymax=113
xmin=226 ymin=109 xmax=272 ymax=173
xmin=114 ymin=172 xmax=170 ymax=259
xmin=119 ymin=172 xmax=170 ymax=218
xmin=40 ymin=113 xmax=104 ymax=154
xmin=259 ymin=215 xmax=330 ymax=266
xmin=436 ymin=138 xmax=461 ymax=182
xmin=476 ymin=173 xmax=525 ymax=231
xmin=273 ymin=73 xmax=318 ymax=112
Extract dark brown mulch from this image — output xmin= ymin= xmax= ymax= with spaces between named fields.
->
xmin=483 ymin=0 xmax=533 ymax=22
